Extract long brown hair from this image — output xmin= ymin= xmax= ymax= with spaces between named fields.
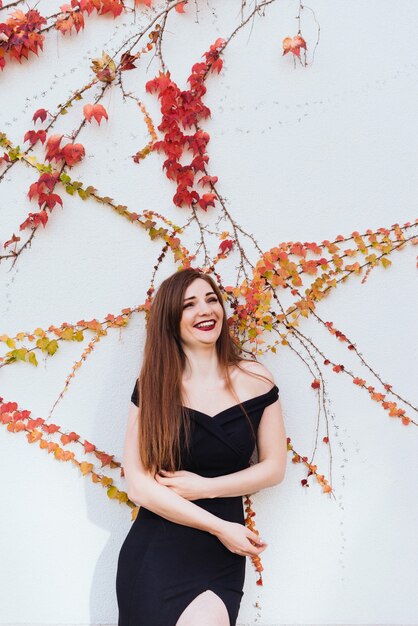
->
xmin=136 ymin=268 xmax=272 ymax=473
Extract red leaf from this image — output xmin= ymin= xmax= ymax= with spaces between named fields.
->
xmin=197 ymin=174 xmax=218 ymax=187
xmin=3 ymin=233 xmax=21 ymax=249
xmin=33 ymin=108 xmax=48 ymax=124
xmin=0 ymin=402 xmax=18 ymax=413
xmin=120 ymin=52 xmax=137 ymax=71
xmin=219 ymin=239 xmax=233 ymax=255
xmin=38 ymin=192 xmax=63 ymax=210
xmin=96 ymin=451 xmax=114 ymax=467
xmin=23 ymin=129 xmax=47 ymax=146
xmin=100 ymin=0 xmax=124 ymax=18
xmin=39 ymin=172 xmax=59 ymax=189
xmin=198 ymin=193 xmax=216 ymax=211
xmin=212 ymin=37 xmax=225 ymax=48
xmin=61 ymin=142 xmax=85 ymax=166
xmin=175 ymin=2 xmax=186 ymax=12
xmin=211 ymin=57 xmax=223 ymax=74
xmin=145 ymin=70 xmax=172 ymax=95
xmin=45 ymin=134 xmax=63 ymax=162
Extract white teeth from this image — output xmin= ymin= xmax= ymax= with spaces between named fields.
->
xmin=195 ymin=321 xmax=215 ymax=328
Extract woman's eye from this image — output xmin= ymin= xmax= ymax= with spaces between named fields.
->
xmin=183 ymin=298 xmax=218 ymax=309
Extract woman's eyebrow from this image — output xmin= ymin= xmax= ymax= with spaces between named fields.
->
xmin=183 ymin=291 xmax=215 ymax=302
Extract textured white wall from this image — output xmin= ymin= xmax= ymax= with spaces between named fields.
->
xmin=1 ymin=1 xmax=417 ymax=625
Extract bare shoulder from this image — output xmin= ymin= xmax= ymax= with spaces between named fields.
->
xmin=236 ymin=359 xmax=276 ymax=394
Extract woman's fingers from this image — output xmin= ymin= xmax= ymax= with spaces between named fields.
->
xmin=156 ymin=474 xmax=173 ymax=485
xmin=246 ymin=535 xmax=267 ymax=556
xmin=238 ymin=544 xmax=265 ymax=557
xmin=247 ymin=529 xmax=266 ymax=546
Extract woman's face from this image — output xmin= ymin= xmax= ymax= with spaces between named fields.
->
xmin=179 ymin=278 xmax=224 ymax=347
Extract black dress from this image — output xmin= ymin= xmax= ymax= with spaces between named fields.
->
xmin=116 ymin=380 xmax=279 ymax=626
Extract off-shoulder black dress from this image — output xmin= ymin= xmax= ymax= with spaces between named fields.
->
xmin=116 ymin=380 xmax=279 ymax=626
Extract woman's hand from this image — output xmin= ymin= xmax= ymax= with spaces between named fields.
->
xmin=214 ymin=520 xmax=267 ymax=557
xmin=154 ymin=469 xmax=212 ymax=500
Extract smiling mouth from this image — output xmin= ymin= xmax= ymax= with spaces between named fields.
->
xmin=194 ymin=320 xmax=216 ymax=330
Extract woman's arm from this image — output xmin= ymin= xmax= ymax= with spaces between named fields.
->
xmin=123 ymin=402 xmax=223 ymax=534
xmin=209 ymin=396 xmax=287 ymax=498
xmin=123 ymin=402 xmax=267 ymax=558
xmin=157 ymin=396 xmax=287 ymax=499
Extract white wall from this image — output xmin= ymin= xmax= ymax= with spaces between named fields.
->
xmin=1 ymin=1 xmax=417 ymax=625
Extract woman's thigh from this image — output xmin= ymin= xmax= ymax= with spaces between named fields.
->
xmin=175 ymin=590 xmax=229 ymax=626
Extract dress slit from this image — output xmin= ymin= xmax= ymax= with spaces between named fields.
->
xmin=173 ymin=588 xmax=230 ymax=625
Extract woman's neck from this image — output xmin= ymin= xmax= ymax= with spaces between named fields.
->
xmin=182 ymin=344 xmax=224 ymax=384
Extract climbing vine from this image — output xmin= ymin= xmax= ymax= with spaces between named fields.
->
xmin=1 ymin=0 xmax=417 ymax=594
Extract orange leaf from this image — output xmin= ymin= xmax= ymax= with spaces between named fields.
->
xmin=282 ymin=34 xmax=307 ymax=57
xmin=353 ymin=377 xmax=366 ymax=386
xmin=83 ymin=439 xmax=96 ymax=453
xmin=83 ymin=103 xmax=108 ymax=125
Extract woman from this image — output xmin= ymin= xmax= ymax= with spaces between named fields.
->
xmin=116 ymin=268 xmax=287 ymax=626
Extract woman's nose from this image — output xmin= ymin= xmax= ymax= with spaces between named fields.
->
xmin=196 ymin=300 xmax=211 ymax=314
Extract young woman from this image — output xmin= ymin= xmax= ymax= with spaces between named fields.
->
xmin=116 ymin=268 xmax=287 ymax=626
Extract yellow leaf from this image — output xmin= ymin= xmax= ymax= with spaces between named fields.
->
xmin=16 ymin=348 xmax=27 ymax=361
xmin=36 ymin=337 xmax=49 ymax=351
xmin=47 ymin=340 xmax=58 ymax=355
xmin=381 ymin=257 xmax=392 ymax=269
xmin=80 ymin=462 xmax=93 ymax=476
xmin=118 ymin=491 xmax=129 ymax=503
xmin=28 ymin=352 xmax=38 ymax=366
xmin=91 ymin=52 xmax=116 ymax=83
xmin=62 ymin=327 xmax=74 ymax=340
xmin=131 ymin=506 xmax=140 ymax=521
xmin=107 ymin=486 xmax=118 ymax=499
